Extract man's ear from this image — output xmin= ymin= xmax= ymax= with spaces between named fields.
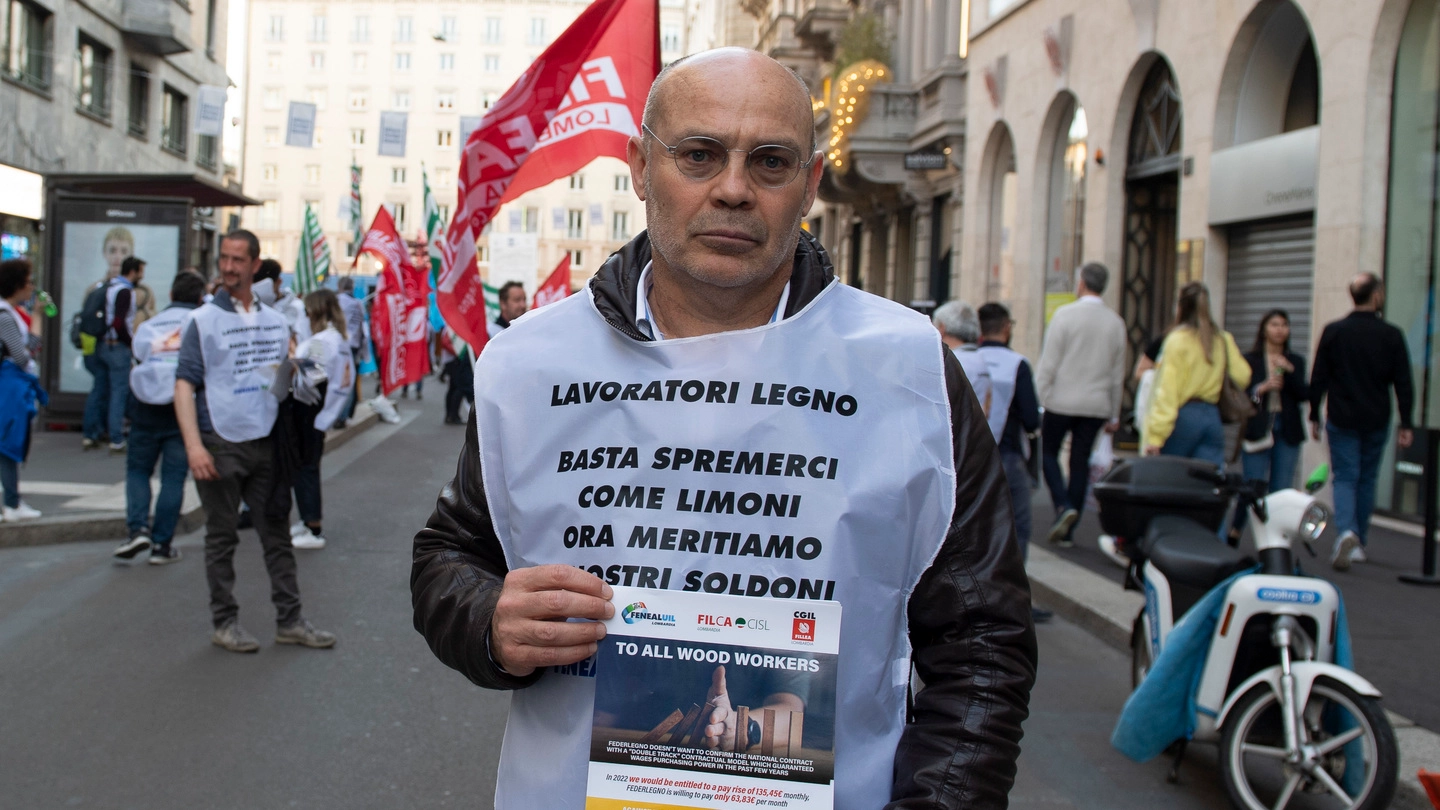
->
xmin=801 ymin=152 xmax=823 ymax=213
xmin=627 ymin=136 xmax=648 ymax=201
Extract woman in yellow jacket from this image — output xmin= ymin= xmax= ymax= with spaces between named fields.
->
xmin=1143 ymin=282 xmax=1251 ymax=466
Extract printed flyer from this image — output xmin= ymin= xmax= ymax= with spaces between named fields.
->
xmin=586 ymin=586 xmax=842 ymax=810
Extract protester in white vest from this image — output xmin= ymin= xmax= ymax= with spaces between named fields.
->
xmin=411 ymin=48 xmax=1037 ymax=810
xmin=932 ymin=300 xmax=991 ymax=418
xmin=112 ymin=271 xmax=206 ymax=564
xmin=975 ymin=303 xmax=1047 ymax=624
xmin=175 ymin=229 xmax=336 ymax=654
xmin=288 ymin=289 xmax=355 ymax=550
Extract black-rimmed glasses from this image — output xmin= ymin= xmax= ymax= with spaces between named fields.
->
xmin=642 ymin=124 xmax=814 ymax=189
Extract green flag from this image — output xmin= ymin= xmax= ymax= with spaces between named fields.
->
xmin=295 ymin=204 xmax=331 ymax=294
xmin=483 ymin=282 xmax=500 ymax=327
xmin=421 ymin=165 xmax=446 ymax=283
xmin=348 ymin=161 xmax=363 ymax=256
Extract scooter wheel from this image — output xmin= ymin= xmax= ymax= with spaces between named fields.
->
xmin=1218 ymin=676 xmax=1397 ymax=810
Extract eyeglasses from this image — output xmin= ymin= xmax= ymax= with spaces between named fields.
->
xmin=642 ymin=124 xmax=814 ymax=189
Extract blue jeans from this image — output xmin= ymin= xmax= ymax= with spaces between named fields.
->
xmin=97 ymin=344 xmax=132 ymax=443
xmin=82 ymin=353 xmax=109 ymax=441
xmin=1161 ymin=401 xmax=1226 ymax=468
xmin=125 ymin=425 xmax=188 ymax=545
xmin=1000 ymin=450 xmax=1033 ymax=561
xmin=1236 ymin=426 xmax=1302 ymax=534
xmin=1327 ymin=423 xmax=1390 ymax=545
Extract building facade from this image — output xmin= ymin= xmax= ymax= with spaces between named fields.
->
xmin=962 ymin=0 xmax=1438 ymax=520
xmin=240 ymin=0 xmax=709 ymax=288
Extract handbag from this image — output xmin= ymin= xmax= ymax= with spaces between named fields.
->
xmin=1218 ymin=335 xmax=1257 ymax=425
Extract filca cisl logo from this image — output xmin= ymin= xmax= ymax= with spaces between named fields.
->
xmin=621 ymin=602 xmax=677 ymax=626
xmin=697 ymin=615 xmax=770 ymax=631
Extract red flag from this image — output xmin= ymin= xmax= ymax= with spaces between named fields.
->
xmin=358 ymin=207 xmax=431 ymax=395
xmin=533 ymin=255 xmax=572 ymax=309
xmin=437 ymin=0 xmax=658 ymax=349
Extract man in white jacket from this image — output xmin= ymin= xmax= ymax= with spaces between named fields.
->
xmin=1034 ymin=263 xmax=1126 ymax=547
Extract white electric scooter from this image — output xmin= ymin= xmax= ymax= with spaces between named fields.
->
xmin=1096 ymin=457 xmax=1398 ymax=810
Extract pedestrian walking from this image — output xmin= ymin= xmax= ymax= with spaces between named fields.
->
xmin=113 ymin=271 xmax=206 ymax=563
xmin=88 ymin=256 xmax=146 ymax=453
xmin=288 ymin=289 xmax=355 ymax=550
xmin=334 ymin=276 xmax=366 ymax=428
xmin=1143 ymin=282 xmax=1250 ymax=466
xmin=0 ymin=258 xmax=44 ymax=522
xmin=175 ymin=229 xmax=336 ymax=653
xmin=490 ymin=280 xmax=527 ymax=339
xmin=932 ymin=300 xmax=992 ymax=417
xmin=411 ymin=48 xmax=1035 ymax=809
xmin=1034 ymin=263 xmax=1127 ymax=546
xmin=1309 ymin=272 xmax=1415 ymax=571
xmin=976 ymin=303 xmax=1050 ymax=622
xmin=437 ymin=327 xmax=472 ymax=425
xmin=1233 ymin=309 xmax=1309 ymax=541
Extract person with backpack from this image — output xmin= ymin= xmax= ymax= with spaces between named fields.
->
xmin=79 ymin=256 xmax=145 ymax=452
xmin=287 ymin=289 xmax=354 ymax=550
xmin=112 ymin=271 xmax=205 ymax=563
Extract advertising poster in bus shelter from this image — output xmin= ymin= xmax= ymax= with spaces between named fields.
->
xmin=587 ymin=587 xmax=841 ymax=810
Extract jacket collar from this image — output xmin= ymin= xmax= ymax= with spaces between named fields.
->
xmin=587 ymin=229 xmax=834 ymax=341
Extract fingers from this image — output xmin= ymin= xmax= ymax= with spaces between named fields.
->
xmin=491 ymin=565 xmax=617 ymax=676
xmin=711 ymin=664 xmax=727 ymax=697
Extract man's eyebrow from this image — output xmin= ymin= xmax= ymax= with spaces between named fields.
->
xmin=675 ymin=130 xmax=807 ymax=153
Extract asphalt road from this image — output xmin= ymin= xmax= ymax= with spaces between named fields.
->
xmin=1 ymin=392 xmax=1232 ymax=809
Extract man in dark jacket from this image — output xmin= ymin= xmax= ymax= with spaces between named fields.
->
xmin=411 ymin=48 xmax=1036 ymax=809
xmin=1310 ymin=273 xmax=1415 ymax=570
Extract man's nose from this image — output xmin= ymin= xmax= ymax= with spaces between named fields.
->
xmin=709 ymin=154 xmax=756 ymax=208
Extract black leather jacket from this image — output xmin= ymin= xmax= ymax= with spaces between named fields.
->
xmin=412 ymin=231 xmax=1038 ymax=808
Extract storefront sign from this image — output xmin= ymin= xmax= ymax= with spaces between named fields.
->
xmin=904 ymin=152 xmax=948 ymax=171
xmin=1208 ymin=126 xmax=1318 ymax=225
xmin=0 ymin=163 xmax=43 ymax=220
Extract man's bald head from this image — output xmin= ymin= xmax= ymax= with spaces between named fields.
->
xmin=642 ymin=48 xmax=816 ymax=154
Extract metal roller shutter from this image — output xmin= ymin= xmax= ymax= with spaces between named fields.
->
xmin=1224 ymin=216 xmax=1315 ymax=361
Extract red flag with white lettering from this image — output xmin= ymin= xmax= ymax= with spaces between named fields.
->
xmin=359 ymin=207 xmax=431 ymax=395
xmin=437 ymin=0 xmax=658 ymax=350
xmin=533 ymin=255 xmax=572 ymax=309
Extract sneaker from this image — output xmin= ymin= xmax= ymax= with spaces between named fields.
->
xmin=1032 ymin=608 xmax=1054 ymax=624
xmin=148 ymin=545 xmax=183 ymax=565
xmin=1048 ymin=509 xmax=1079 ymax=546
xmin=1097 ymin=534 xmax=1130 ymax=568
xmin=212 ymin=620 xmax=261 ymax=653
xmin=443 ymin=416 xmax=463 ymax=425
xmin=81 ymin=437 xmax=100 ymax=450
xmin=108 ymin=441 xmax=127 ymax=454
xmin=291 ymin=529 xmax=326 ymax=550
xmin=1350 ymin=545 xmax=1368 ymax=564
xmin=289 ymin=521 xmax=308 ymax=537
xmin=1331 ymin=531 xmax=1360 ymax=572
xmin=275 ymin=619 xmax=337 ymax=648
xmin=113 ymin=534 xmax=152 ymax=559
xmin=1 ymin=501 xmax=42 ymax=522
xmin=416 ymin=390 xmax=423 ymax=400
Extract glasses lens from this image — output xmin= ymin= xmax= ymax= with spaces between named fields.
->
xmin=748 ymin=145 xmax=801 ymax=187
xmin=672 ymin=138 xmax=727 ymax=180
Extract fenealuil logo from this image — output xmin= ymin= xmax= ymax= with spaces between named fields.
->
xmin=621 ymin=601 xmax=676 ymax=625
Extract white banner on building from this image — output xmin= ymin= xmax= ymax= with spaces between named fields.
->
xmin=194 ymin=85 xmax=227 ymax=137
xmin=486 ymin=232 xmax=538 ymax=295
xmin=378 ymin=111 xmax=409 ymax=157
xmin=459 ymin=115 xmax=483 ymax=158
xmin=285 ymin=101 xmax=317 ymax=148
xmin=508 ymin=208 xmax=523 ymax=232
xmin=552 ymin=207 xmax=566 ymax=231
xmin=589 ymin=203 xmax=604 ymax=226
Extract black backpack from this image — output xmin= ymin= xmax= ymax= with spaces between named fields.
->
xmin=69 ymin=284 xmax=109 ymax=349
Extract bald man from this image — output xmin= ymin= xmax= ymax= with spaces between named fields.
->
xmin=412 ymin=48 xmax=1036 ymax=809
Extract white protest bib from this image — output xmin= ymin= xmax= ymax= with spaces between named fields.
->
xmin=297 ymin=327 xmax=354 ymax=431
xmin=475 ymin=280 xmax=956 ymax=810
xmin=129 ymin=306 xmax=194 ymax=405
xmin=191 ymin=301 xmax=289 ymax=442
xmin=978 ymin=345 xmax=1025 ymax=444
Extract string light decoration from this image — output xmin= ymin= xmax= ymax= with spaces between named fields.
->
xmin=819 ymin=60 xmax=892 ymax=173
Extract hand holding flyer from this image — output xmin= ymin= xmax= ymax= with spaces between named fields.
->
xmin=586 ymin=587 xmax=841 ymax=810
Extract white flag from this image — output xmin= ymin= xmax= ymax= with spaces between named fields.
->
xmin=378 ymin=111 xmax=408 ymax=157
xmin=285 ymin=101 xmax=317 ymax=148
xmin=194 ymin=86 xmax=226 ymax=136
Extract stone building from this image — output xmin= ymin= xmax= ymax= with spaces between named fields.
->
xmin=961 ymin=0 xmax=1437 ymax=520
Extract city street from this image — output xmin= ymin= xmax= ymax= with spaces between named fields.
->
xmin=0 ymin=395 xmax=1237 ymax=810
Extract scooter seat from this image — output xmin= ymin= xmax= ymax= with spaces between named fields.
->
xmin=1140 ymin=515 xmax=1255 ymax=594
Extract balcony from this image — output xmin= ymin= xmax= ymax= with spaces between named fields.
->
xmin=793 ymin=0 xmax=850 ymax=58
xmin=819 ymin=80 xmax=918 ymax=206
xmin=121 ymin=0 xmax=193 ymax=55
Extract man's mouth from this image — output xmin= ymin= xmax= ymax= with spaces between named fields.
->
xmin=693 ymin=229 xmax=761 ymax=251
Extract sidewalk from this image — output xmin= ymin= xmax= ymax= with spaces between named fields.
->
xmin=0 ymin=407 xmax=379 ymax=549
xmin=1022 ymin=484 xmax=1440 ymax=808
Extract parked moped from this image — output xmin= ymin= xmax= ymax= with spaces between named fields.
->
xmin=1096 ymin=456 xmax=1398 ymax=810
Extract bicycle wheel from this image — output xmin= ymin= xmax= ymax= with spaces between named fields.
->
xmin=1219 ymin=676 xmax=1397 ymax=810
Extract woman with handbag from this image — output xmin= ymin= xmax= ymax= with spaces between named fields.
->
xmin=1142 ymin=282 xmax=1252 ymax=466
xmin=1240 ymin=309 xmax=1309 ymax=493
